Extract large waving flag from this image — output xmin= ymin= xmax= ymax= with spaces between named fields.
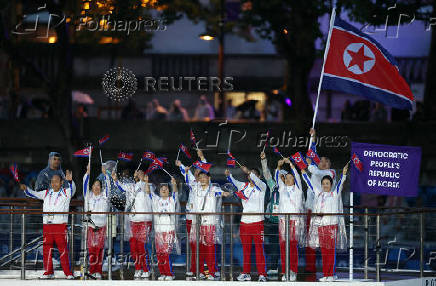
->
xmin=321 ymin=15 xmax=414 ymax=110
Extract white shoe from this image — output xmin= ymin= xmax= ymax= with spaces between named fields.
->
xmin=289 ymin=271 xmax=297 ymax=282
xmin=94 ymin=273 xmax=102 ymax=280
xmin=186 ymin=272 xmax=194 ymax=276
xmin=141 ymin=271 xmax=150 ymax=279
xmin=214 ymin=272 xmax=221 ymax=277
xmin=319 ymin=276 xmax=328 ymax=282
xmin=258 ymin=275 xmax=267 ymax=282
xmin=158 ymin=276 xmax=166 ymax=281
xmin=326 ymin=276 xmax=335 ymax=282
xmin=134 ymin=270 xmax=143 ymax=279
xmin=66 ymin=275 xmax=75 ymax=280
xmin=237 ymin=273 xmax=251 ymax=281
xmin=39 ymin=273 xmax=54 ymax=279
xmin=199 ymin=273 xmax=206 ymax=280
xmin=332 ymin=275 xmax=338 ymax=281
xmin=281 ymin=275 xmax=287 ymax=282
xmin=165 ymin=276 xmax=174 ymax=281
xmin=207 ymin=275 xmax=216 ymax=281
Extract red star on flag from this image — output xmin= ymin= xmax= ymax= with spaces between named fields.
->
xmin=347 ymin=45 xmax=373 ymax=72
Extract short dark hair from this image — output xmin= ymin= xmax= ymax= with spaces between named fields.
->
xmin=51 ymin=174 xmax=63 ymax=181
xmin=321 ymin=175 xmax=333 ymax=185
xmin=251 ymin=168 xmax=261 ymax=177
xmin=198 ymin=171 xmax=211 ymax=177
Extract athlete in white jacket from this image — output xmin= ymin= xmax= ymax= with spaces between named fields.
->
xmin=21 ymin=171 xmax=75 ymax=279
xmin=83 ymin=163 xmax=110 ymax=279
xmin=144 ymin=175 xmax=178 ymax=281
xmin=226 ymin=166 xmax=267 ymax=282
xmin=301 ymin=163 xmax=348 ymax=282
xmin=275 ymin=158 xmax=305 ymax=281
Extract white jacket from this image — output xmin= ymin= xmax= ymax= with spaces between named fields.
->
xmin=179 ymin=163 xmax=197 ymax=221
xmin=149 ymin=191 xmax=178 ymax=233
xmin=302 ymin=172 xmax=346 ymax=226
xmin=189 ymin=183 xmax=223 ymax=225
xmin=128 ymin=181 xmax=153 ymax=222
xmin=227 ymin=172 xmax=266 ymax=224
xmin=83 ymin=173 xmax=110 ymax=228
xmin=306 ymin=164 xmax=336 ymax=211
xmin=24 ymin=182 xmax=76 ymax=224
xmin=274 ymin=168 xmax=304 ymax=219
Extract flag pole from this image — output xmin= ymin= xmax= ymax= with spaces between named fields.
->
xmin=308 ymin=6 xmax=337 ymax=150
xmin=176 ymin=148 xmax=180 ymax=162
xmin=162 ymin=168 xmax=173 ymax=178
xmin=349 ymin=190 xmax=354 ymax=281
xmin=99 ymin=149 xmax=103 ymax=165
xmin=136 ymin=158 xmax=143 ymax=172
xmin=262 ymin=131 xmax=269 ymax=153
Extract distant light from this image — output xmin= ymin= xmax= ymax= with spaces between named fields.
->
xmin=272 ymin=89 xmax=279 ymax=95
xmin=283 ymin=28 xmax=288 ymax=35
xmin=83 ymin=2 xmax=90 ymax=10
xmin=199 ymin=35 xmax=215 ymax=41
xmin=48 ymin=36 xmax=56 ymax=44
xmin=285 ymin=98 xmax=292 ymax=107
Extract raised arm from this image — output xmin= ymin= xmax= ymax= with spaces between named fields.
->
xmin=225 ymin=169 xmax=246 ymax=190
xmin=64 ymin=170 xmax=75 ymax=197
xmin=274 ymin=159 xmax=286 ymax=190
xmin=83 ymin=164 xmax=90 ymax=198
xmin=249 ymin=171 xmax=266 ymax=192
xmin=301 ymin=169 xmax=317 ymax=195
xmin=284 ymin=158 xmax=301 ymax=189
xmin=335 ymin=164 xmax=348 ymax=195
xmin=260 ymin=152 xmax=272 ymax=181
xmin=20 ymin=184 xmax=45 ymax=200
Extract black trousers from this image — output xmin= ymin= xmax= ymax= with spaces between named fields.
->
xmin=264 ymin=220 xmax=279 ymax=271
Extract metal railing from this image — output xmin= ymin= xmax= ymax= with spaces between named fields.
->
xmin=0 ymin=199 xmax=435 ymax=281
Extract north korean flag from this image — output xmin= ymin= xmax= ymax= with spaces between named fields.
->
xmin=193 ymin=160 xmax=212 ymax=173
xmin=227 ymin=158 xmax=236 ymax=168
xmin=306 ymin=148 xmax=321 ymax=165
xmin=145 ymin=162 xmax=162 ymax=174
xmin=352 ymin=153 xmax=364 ymax=172
xmin=273 ymin=147 xmax=282 ymax=157
xmin=179 ymin=144 xmax=192 ymax=159
xmin=9 ymin=163 xmax=20 ymax=182
xmin=321 ymin=16 xmax=414 ymax=110
xmin=190 ymin=129 xmax=197 ymax=146
xmin=142 ymin=151 xmax=156 ymax=162
xmin=98 ymin=134 xmax=110 ymax=146
xmin=291 ymin=152 xmax=308 ymax=170
xmin=227 ymin=152 xmax=235 ymax=159
xmin=117 ymin=152 xmax=134 ymax=162
xmin=73 ymin=147 xmax=93 ymax=158
xmin=152 ymin=157 xmax=165 ymax=168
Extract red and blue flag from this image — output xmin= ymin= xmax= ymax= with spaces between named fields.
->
xmin=272 ymin=147 xmax=282 ymax=157
xmin=352 ymin=153 xmax=364 ymax=173
xmin=9 ymin=163 xmax=20 ymax=182
xmin=193 ymin=160 xmax=212 ymax=173
xmin=306 ymin=148 xmax=321 ymax=165
xmin=73 ymin=147 xmax=93 ymax=158
xmin=291 ymin=152 xmax=308 ymax=170
xmin=98 ymin=134 xmax=110 ymax=146
xmin=117 ymin=152 xmax=134 ymax=162
xmin=142 ymin=151 xmax=156 ymax=162
xmin=179 ymin=144 xmax=192 ymax=159
xmin=321 ymin=16 xmax=414 ymax=110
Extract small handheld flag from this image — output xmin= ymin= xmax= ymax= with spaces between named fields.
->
xmin=227 ymin=152 xmax=235 ymax=159
xmin=143 ymin=151 xmax=156 ymax=162
xmin=193 ymin=160 xmax=212 ymax=173
xmin=352 ymin=153 xmax=364 ymax=172
xmin=291 ymin=152 xmax=308 ymax=170
xmin=190 ymin=129 xmax=198 ymax=148
xmin=306 ymin=148 xmax=321 ymax=165
xmin=179 ymin=144 xmax=192 ymax=159
xmin=74 ymin=147 xmax=93 ymax=158
xmin=98 ymin=134 xmax=110 ymax=146
xmin=227 ymin=158 xmax=236 ymax=168
xmin=158 ymin=157 xmax=168 ymax=164
xmin=262 ymin=130 xmax=270 ymax=153
xmin=9 ymin=163 xmax=20 ymax=182
xmin=273 ymin=147 xmax=284 ymax=158
xmin=117 ymin=152 xmax=134 ymax=162
xmin=145 ymin=162 xmax=162 ymax=174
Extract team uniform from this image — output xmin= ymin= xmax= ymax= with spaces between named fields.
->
xmin=149 ymin=189 xmax=178 ymax=280
xmin=117 ymin=179 xmax=153 ymax=279
xmin=274 ymin=167 xmax=305 ymax=279
xmin=24 ymin=182 xmax=76 ymax=278
xmin=305 ymin=163 xmax=336 ymax=272
xmin=187 ymin=181 xmax=223 ymax=279
xmin=83 ymin=172 xmax=110 ymax=278
xmin=302 ymin=172 xmax=347 ymax=280
xmin=178 ymin=163 xmax=198 ymax=274
xmin=227 ymin=172 xmax=267 ymax=280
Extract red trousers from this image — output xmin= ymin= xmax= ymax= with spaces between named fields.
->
xmin=42 ymin=224 xmax=72 ymax=276
xmin=240 ymin=221 xmax=267 ymax=276
xmin=319 ymin=225 xmax=338 ymax=277
xmin=155 ymin=231 xmax=175 ymax=277
xmin=130 ymin=221 xmax=152 ymax=271
xmin=188 ymin=221 xmax=217 ymax=274
xmin=186 ymin=219 xmax=197 ymax=273
xmin=279 ymin=220 xmax=298 ymax=274
xmin=305 ymin=210 xmax=316 ymax=272
xmin=87 ymin=226 xmax=106 ymax=274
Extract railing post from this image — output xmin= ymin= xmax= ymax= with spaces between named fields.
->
xmin=285 ymin=214 xmax=290 ymax=281
xmin=82 ymin=207 xmax=88 ymax=280
xmin=151 ymin=235 xmax=156 ymax=280
xmin=420 ymin=212 xmax=424 ymax=277
xmin=186 ymin=218 xmax=190 ymax=277
xmin=107 ymin=213 xmax=113 ymax=280
xmin=21 ymin=207 xmax=26 ymax=280
xmin=229 ymin=204 xmax=234 ymax=281
xmin=364 ymin=208 xmax=368 ymax=280
xmin=195 ymin=214 xmax=200 ymax=280
xmin=376 ymin=213 xmax=380 ymax=282
xmin=120 ymin=213 xmax=124 ymax=280
xmin=9 ymin=206 xmax=13 ymax=270
xmin=221 ymin=211 xmax=225 ymax=281
xmin=70 ymin=214 xmax=74 ymax=268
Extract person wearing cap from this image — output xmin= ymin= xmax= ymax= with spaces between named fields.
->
xmin=275 ymin=158 xmax=305 ymax=281
xmin=225 ymin=165 xmax=268 ymax=282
